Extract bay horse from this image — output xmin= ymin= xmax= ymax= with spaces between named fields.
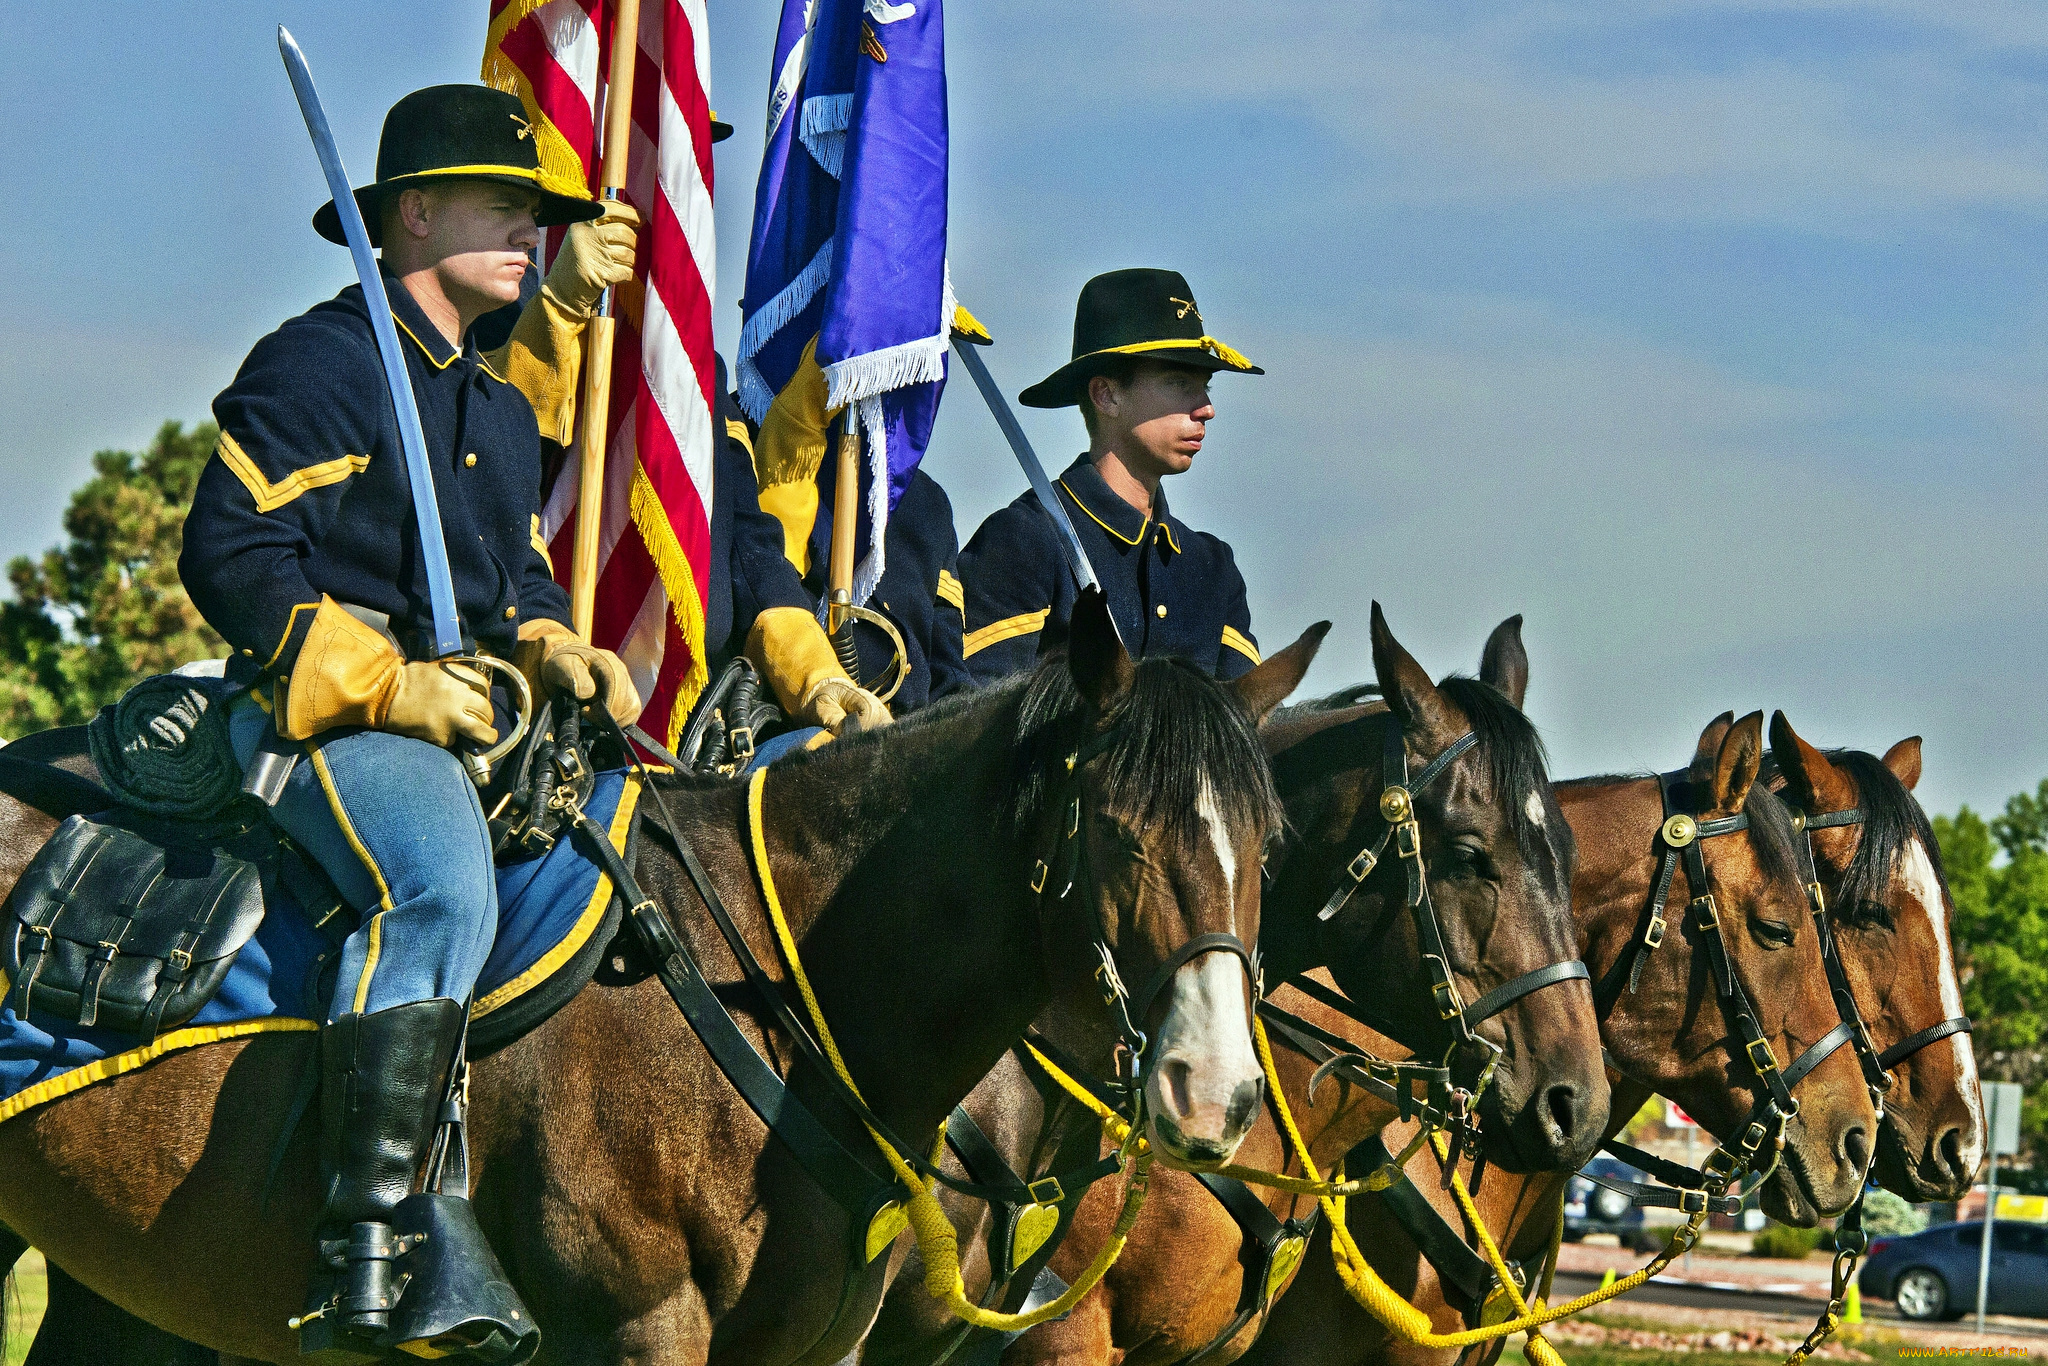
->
xmin=862 ymin=610 xmax=1610 ymax=1365
xmin=0 ymin=595 xmax=1324 ymax=1365
xmin=1243 ymin=713 xmax=1953 ymax=1366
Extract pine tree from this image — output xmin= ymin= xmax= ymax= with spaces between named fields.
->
xmin=0 ymin=421 xmax=225 ymax=735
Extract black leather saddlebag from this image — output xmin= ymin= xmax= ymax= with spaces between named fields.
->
xmin=3 ymin=813 xmax=266 ymax=1041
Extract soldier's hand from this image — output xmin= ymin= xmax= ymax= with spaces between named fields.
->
xmin=800 ymin=678 xmax=892 ymax=737
xmin=544 ymin=201 xmax=640 ymax=316
xmin=540 ymin=642 xmax=645 ymax=727
xmin=386 ymin=659 xmax=499 ymax=749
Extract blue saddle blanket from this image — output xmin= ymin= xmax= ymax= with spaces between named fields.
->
xmin=0 ymin=769 xmax=641 ymax=1123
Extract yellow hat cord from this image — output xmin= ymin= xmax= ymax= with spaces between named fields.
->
xmin=745 ymin=768 xmax=1151 ymax=1332
xmin=1080 ymin=334 xmax=1258 ymax=372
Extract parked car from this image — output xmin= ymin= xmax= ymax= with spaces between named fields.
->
xmin=1563 ymin=1155 xmax=1659 ymax=1252
xmin=1859 ymin=1220 xmax=2048 ymax=1320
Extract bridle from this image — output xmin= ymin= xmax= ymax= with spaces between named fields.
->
xmin=1028 ymin=716 xmax=1262 ymax=1104
xmin=1264 ymin=719 xmax=1591 ymax=1165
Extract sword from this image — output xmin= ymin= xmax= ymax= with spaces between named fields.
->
xmin=276 ymin=27 xmax=530 ymax=783
xmin=949 ymin=330 xmax=1100 ymax=594
xmin=278 ymin=26 xmax=464 ymax=660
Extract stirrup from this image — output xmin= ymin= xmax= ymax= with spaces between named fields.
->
xmin=381 ymin=1192 xmax=539 ymax=1363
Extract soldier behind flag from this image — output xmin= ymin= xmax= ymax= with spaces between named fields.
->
xmin=957 ymin=268 xmax=1264 ymax=683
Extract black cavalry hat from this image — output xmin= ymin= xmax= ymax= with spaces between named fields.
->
xmin=1018 ymin=267 xmax=1263 ymax=409
xmin=314 ymin=85 xmax=604 ymax=247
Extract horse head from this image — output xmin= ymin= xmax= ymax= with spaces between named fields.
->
xmin=1580 ymin=712 xmax=1878 ymax=1225
xmin=1025 ymin=589 xmax=1326 ymax=1166
xmin=1266 ymin=607 xmax=1607 ymax=1175
xmin=1768 ymin=715 xmax=1984 ymax=1203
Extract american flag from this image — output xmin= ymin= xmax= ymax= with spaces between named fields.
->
xmin=484 ymin=0 xmax=717 ymax=746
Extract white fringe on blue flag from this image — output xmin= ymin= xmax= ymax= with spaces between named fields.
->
xmin=851 ymin=394 xmax=890 ymax=608
xmin=819 ymin=261 xmax=957 ymax=410
xmin=800 ymin=93 xmax=853 ymax=178
xmin=735 ymin=237 xmax=836 ymax=422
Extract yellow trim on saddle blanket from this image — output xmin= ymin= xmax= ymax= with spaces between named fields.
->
xmin=0 ymin=1018 xmax=318 ymax=1127
xmin=471 ymin=773 xmax=644 ymax=1019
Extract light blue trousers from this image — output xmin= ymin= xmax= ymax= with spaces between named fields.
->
xmin=230 ymin=702 xmax=497 ymax=1022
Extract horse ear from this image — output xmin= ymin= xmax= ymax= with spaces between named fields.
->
xmin=1478 ymin=614 xmax=1528 ymax=710
xmin=1710 ymin=712 xmax=1766 ymax=814
xmin=1231 ymin=621 xmax=1331 ymax=726
xmin=1882 ymin=737 xmax=1924 ymax=791
xmin=1689 ymin=712 xmax=1736 ymax=780
xmin=1769 ymin=711 xmax=1857 ymax=814
xmin=1371 ymin=603 xmax=1460 ymax=744
xmin=1067 ymin=586 xmax=1135 ymax=712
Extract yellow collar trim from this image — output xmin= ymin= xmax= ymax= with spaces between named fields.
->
xmin=1058 ymin=477 xmax=1146 ymax=547
xmin=1073 ymin=334 xmax=1256 ymax=372
xmin=390 ymin=310 xmax=458 ymax=370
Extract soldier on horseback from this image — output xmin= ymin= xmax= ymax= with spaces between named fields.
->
xmin=958 ymin=268 xmax=1265 ymax=682
xmin=178 ymin=85 xmax=636 ymax=1360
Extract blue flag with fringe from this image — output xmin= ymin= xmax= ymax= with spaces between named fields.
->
xmin=739 ymin=0 xmax=952 ymax=604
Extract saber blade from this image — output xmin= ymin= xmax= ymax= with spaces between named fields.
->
xmin=951 ymin=338 xmax=1099 ymax=594
xmin=278 ymin=26 xmax=464 ymax=658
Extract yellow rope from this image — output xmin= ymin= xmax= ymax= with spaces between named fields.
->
xmin=745 ymin=769 xmax=1152 ymax=1331
xmin=1431 ymin=1132 xmax=1568 ymax=1366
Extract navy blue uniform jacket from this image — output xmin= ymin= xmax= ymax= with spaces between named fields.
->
xmin=183 ymin=275 xmax=569 ymax=682
xmin=957 ymin=457 xmax=1259 ymax=684
xmin=803 ymin=468 xmax=970 ymax=713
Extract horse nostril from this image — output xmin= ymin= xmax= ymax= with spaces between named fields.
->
xmin=1224 ymin=1076 xmax=1264 ymax=1139
xmin=1939 ymin=1127 xmax=1970 ymax=1182
xmin=1159 ymin=1057 xmax=1195 ymax=1121
xmin=1545 ymin=1084 xmax=1579 ymax=1145
xmin=1844 ymin=1125 xmax=1870 ymax=1173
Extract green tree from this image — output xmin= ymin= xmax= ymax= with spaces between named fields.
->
xmin=1936 ymin=787 xmax=2048 ymax=1158
xmin=0 ymin=421 xmax=225 ymax=736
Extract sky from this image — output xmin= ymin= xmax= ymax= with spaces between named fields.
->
xmin=2 ymin=1 xmax=2045 ymax=822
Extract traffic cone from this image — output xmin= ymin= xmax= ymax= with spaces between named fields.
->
xmin=1599 ymin=1267 xmax=1616 ymax=1292
xmin=1845 ymin=1280 xmax=1861 ymax=1325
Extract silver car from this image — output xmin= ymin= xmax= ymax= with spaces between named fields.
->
xmin=1859 ymin=1221 xmax=2048 ymax=1320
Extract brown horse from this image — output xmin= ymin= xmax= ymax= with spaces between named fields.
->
xmin=0 ymin=599 xmax=1324 ymax=1365
xmin=861 ymin=611 xmax=1609 ymax=1366
xmin=1244 ymin=714 xmax=1950 ymax=1366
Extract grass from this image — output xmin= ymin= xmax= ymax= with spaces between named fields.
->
xmin=3 ymin=1249 xmax=47 ymax=1366
xmin=1548 ymin=1310 xmax=1979 ymax=1366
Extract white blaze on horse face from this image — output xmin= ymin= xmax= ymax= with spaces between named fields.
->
xmin=1147 ymin=951 xmax=1261 ymax=1158
xmin=1197 ymin=776 xmax=1238 ymax=935
xmin=1904 ymin=836 xmax=1984 ymax=1164
xmin=1524 ymin=791 xmax=1546 ymax=828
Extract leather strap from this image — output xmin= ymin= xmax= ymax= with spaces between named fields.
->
xmin=1348 ymin=1134 xmax=1520 ymax=1327
xmin=1129 ymin=932 xmax=1260 ymax=1037
xmin=1879 ymin=1016 xmax=1972 ymax=1071
xmin=1462 ymin=959 xmax=1591 ymax=1026
xmin=1179 ymin=1170 xmax=1319 ymax=1364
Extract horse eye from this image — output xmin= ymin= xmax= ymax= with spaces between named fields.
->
xmin=1751 ymin=918 xmax=1796 ymax=948
xmin=1845 ymin=901 xmax=1896 ymax=932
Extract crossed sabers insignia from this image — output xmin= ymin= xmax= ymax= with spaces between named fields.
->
xmin=1170 ymin=296 xmax=1202 ymax=321
xmin=510 ymin=113 xmax=534 ymax=141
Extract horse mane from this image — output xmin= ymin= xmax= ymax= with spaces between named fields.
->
xmin=1010 ymin=652 xmax=1281 ymax=847
xmin=1759 ymin=748 xmax=1944 ymax=918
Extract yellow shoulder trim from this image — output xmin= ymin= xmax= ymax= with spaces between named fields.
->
xmin=936 ymin=569 xmax=964 ymax=613
xmin=964 ymin=607 xmax=1049 ymax=659
xmin=215 ymin=431 xmax=370 ymax=514
xmin=531 ymin=514 xmax=554 ymax=575
xmin=1222 ymin=625 xmax=1261 ymax=665
xmin=1058 ymin=477 xmax=1146 ymax=548
xmin=0 ymin=1017 xmax=317 ymax=1127
xmin=725 ymin=417 xmax=755 ymax=457
xmin=474 ymin=776 xmax=642 ymax=1018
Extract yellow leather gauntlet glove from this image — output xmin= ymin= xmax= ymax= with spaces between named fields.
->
xmin=745 ymin=606 xmax=892 ymax=737
xmin=545 ymin=200 xmax=640 ymax=315
xmin=516 ymin=618 xmax=645 ymax=727
xmin=279 ymin=597 xmax=497 ymax=748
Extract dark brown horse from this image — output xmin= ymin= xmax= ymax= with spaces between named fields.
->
xmin=1244 ymin=713 xmax=1950 ymax=1366
xmin=0 ymin=599 xmax=1324 ymax=1365
xmin=862 ymin=611 xmax=1609 ymax=1365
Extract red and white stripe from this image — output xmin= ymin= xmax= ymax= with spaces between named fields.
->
xmin=486 ymin=0 xmax=717 ymax=744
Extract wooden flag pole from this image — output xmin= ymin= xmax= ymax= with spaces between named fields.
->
xmin=825 ymin=406 xmax=863 ymax=678
xmin=569 ymin=0 xmax=644 ymax=637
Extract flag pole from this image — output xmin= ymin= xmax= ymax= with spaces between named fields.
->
xmin=825 ymin=406 xmax=863 ymax=678
xmin=570 ymin=0 xmax=644 ymax=637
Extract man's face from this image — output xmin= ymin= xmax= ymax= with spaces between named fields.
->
xmin=399 ymin=181 xmax=542 ymax=307
xmin=1097 ymin=361 xmax=1215 ymax=477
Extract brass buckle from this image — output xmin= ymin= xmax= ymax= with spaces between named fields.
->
xmin=1428 ymin=959 xmax=1465 ymax=1020
xmin=1379 ymin=786 xmax=1412 ymax=823
xmin=1026 ymin=1175 xmax=1065 ymax=1205
xmin=1740 ymin=1119 xmax=1769 ymax=1154
xmin=1394 ymin=819 xmax=1421 ymax=860
xmin=1678 ymin=1189 xmax=1708 ymax=1214
xmin=1030 ymin=860 xmax=1049 ymax=894
xmin=1806 ymin=881 xmax=1827 ymax=915
xmin=729 ymin=725 xmax=756 ymax=764
xmin=1746 ymin=1036 xmax=1781 ymax=1075
xmin=1662 ymin=814 xmax=1698 ymax=847
xmin=1347 ymin=847 xmax=1377 ymax=883
xmin=168 ymin=947 xmax=193 ymax=972
xmin=1705 ymin=1148 xmax=1740 ymax=1180
xmin=1643 ymin=910 xmax=1667 ymax=950
xmin=1691 ymin=894 xmax=1719 ymax=930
